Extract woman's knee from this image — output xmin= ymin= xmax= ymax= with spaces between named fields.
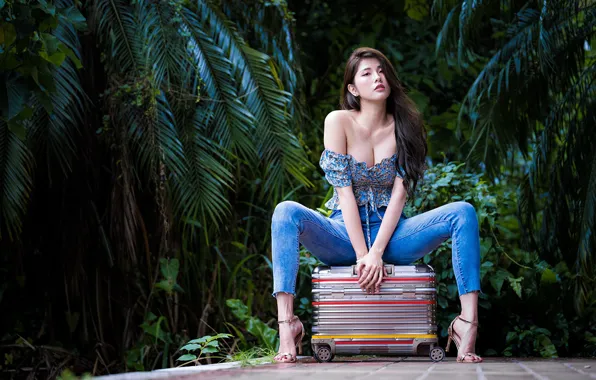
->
xmin=272 ymin=200 xmax=303 ymax=224
xmin=451 ymin=201 xmax=475 ymax=215
xmin=450 ymin=201 xmax=478 ymax=225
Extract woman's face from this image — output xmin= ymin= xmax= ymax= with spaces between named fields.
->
xmin=349 ymin=57 xmax=391 ymax=102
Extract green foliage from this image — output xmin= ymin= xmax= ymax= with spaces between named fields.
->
xmin=504 ymin=324 xmax=557 ymax=358
xmin=226 ymin=346 xmax=276 ymax=366
xmin=1 ymin=0 xmax=312 ymax=373
xmin=0 ymin=0 xmax=86 ymax=240
xmin=57 ymin=369 xmax=93 ymax=380
xmin=0 ymin=0 xmax=86 ymax=114
xmin=405 ymin=161 xmax=530 ymax=298
xmin=175 ymin=333 xmax=233 ymax=365
xmin=154 ymin=258 xmax=184 ymax=294
xmin=226 ymin=299 xmax=279 ymax=351
xmin=433 ymin=0 xmax=596 ymax=312
xmin=403 ymin=160 xmax=595 ymax=358
xmin=125 ymin=257 xmax=187 ymax=371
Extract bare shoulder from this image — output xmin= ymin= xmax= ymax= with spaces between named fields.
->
xmin=324 ymin=110 xmax=353 ymax=130
xmin=323 ymin=110 xmax=352 ymax=153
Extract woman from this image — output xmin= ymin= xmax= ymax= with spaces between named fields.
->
xmin=271 ymin=47 xmax=483 ymax=364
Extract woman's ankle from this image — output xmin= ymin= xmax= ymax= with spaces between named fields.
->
xmin=459 ymin=313 xmax=478 ymax=323
xmin=276 ymin=293 xmax=294 ymax=322
xmin=459 ymin=291 xmax=479 ymax=322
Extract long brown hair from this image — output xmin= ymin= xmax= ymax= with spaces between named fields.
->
xmin=340 ymin=47 xmax=427 ymax=198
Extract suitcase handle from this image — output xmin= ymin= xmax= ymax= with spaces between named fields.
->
xmin=351 ymin=264 xmax=394 ymax=276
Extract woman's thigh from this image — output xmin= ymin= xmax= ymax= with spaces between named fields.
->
xmin=379 ymin=204 xmax=458 ymax=265
xmin=274 ymin=201 xmax=356 ymax=265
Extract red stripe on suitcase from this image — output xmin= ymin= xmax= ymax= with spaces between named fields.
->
xmin=312 ymin=277 xmax=433 ymax=283
xmin=335 ymin=340 xmax=414 ymax=345
xmin=312 ymin=300 xmax=435 ymax=306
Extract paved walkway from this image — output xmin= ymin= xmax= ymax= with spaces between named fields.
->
xmin=100 ymin=356 xmax=596 ymax=380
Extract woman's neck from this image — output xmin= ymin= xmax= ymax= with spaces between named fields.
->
xmin=352 ymin=101 xmax=389 ymax=131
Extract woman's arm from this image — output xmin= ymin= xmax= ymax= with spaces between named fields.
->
xmin=369 ymin=177 xmax=408 ymax=259
xmin=323 ymin=112 xmax=368 ymax=260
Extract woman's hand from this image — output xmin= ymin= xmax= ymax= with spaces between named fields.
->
xmin=356 ymin=253 xmax=385 ymax=294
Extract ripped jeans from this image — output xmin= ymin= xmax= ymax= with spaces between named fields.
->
xmin=271 ymin=201 xmax=481 ymax=297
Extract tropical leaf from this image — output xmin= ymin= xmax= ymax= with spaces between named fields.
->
xmin=28 ymin=19 xmax=86 ymax=177
xmin=173 ymin=105 xmax=234 ymax=226
xmin=181 ymin=6 xmax=256 ymax=159
xmin=0 ymin=119 xmax=33 ymax=240
xmin=198 ymin=0 xmax=314 ymax=202
xmin=539 ymin=63 xmax=596 ymax=311
xmin=434 ymin=0 xmax=596 ymax=311
xmin=138 ymin=1 xmax=190 ymax=87
xmin=91 ymin=0 xmax=143 ymax=74
xmin=222 ymin=0 xmax=303 ymax=96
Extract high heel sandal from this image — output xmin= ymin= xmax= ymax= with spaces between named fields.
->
xmin=445 ymin=315 xmax=483 ymax=363
xmin=273 ymin=315 xmax=305 ymax=363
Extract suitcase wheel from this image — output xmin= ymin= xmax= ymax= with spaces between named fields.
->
xmin=313 ymin=345 xmax=334 ymax=363
xmin=429 ymin=346 xmax=445 ymax=362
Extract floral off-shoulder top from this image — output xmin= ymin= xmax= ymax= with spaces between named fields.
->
xmin=319 ymin=149 xmax=404 ymax=249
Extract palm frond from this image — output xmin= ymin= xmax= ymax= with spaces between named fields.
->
xmin=137 ymin=1 xmax=191 ymax=87
xmin=434 ymin=4 xmax=462 ymax=63
xmin=243 ymin=45 xmax=315 ymax=200
xmin=543 ymin=63 xmax=596 ymax=312
xmin=27 ymin=0 xmax=86 ymax=178
xmin=531 ymin=61 xmax=596 ymax=191
xmin=517 ymin=171 xmax=540 ymax=251
xmin=126 ymin=90 xmax=187 ymax=181
xmin=28 ymin=59 xmax=85 ymax=177
xmin=433 ymin=0 xmax=493 ymax=68
xmin=0 ymin=120 xmax=34 ymax=241
xmin=174 ymin=106 xmax=234 ymax=226
xmin=198 ymin=0 xmax=314 ymax=202
xmin=222 ymin=0 xmax=303 ymax=96
xmin=114 ymin=90 xmax=187 ymax=258
xmin=163 ymin=46 xmax=237 ymax=227
xmin=454 ymin=2 xmax=596 ymax=174
xmin=222 ymin=0 xmax=310 ymax=143
xmin=91 ymin=0 xmax=143 ymax=74
xmin=435 ymin=0 xmax=596 ymax=312
xmin=181 ymin=6 xmax=256 ymax=159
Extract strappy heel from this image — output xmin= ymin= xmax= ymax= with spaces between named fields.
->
xmin=273 ymin=315 xmax=305 ymax=363
xmin=445 ymin=315 xmax=483 ymax=363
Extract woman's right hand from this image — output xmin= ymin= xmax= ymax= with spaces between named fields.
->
xmin=356 ymin=253 xmax=385 ymax=294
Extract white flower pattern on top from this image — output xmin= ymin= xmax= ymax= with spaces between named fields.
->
xmin=319 ymin=149 xmax=404 ymax=249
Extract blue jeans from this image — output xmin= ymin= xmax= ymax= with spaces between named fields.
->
xmin=271 ymin=200 xmax=482 ymax=297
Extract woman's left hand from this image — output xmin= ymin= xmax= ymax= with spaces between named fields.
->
xmin=356 ymin=253 xmax=385 ymax=293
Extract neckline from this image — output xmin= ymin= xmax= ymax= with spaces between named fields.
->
xmin=353 ymin=153 xmax=397 ymax=170
xmin=323 ymin=149 xmax=397 ymax=170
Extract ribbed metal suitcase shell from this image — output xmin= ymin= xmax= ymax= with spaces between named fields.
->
xmin=310 ymin=264 xmax=445 ymax=362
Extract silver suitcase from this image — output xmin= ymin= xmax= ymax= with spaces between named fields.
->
xmin=310 ymin=264 xmax=445 ymax=362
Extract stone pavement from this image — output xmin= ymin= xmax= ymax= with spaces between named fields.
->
xmin=101 ymin=356 xmax=596 ymax=380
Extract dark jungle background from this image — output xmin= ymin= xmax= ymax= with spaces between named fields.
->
xmin=0 ymin=0 xmax=595 ymax=378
